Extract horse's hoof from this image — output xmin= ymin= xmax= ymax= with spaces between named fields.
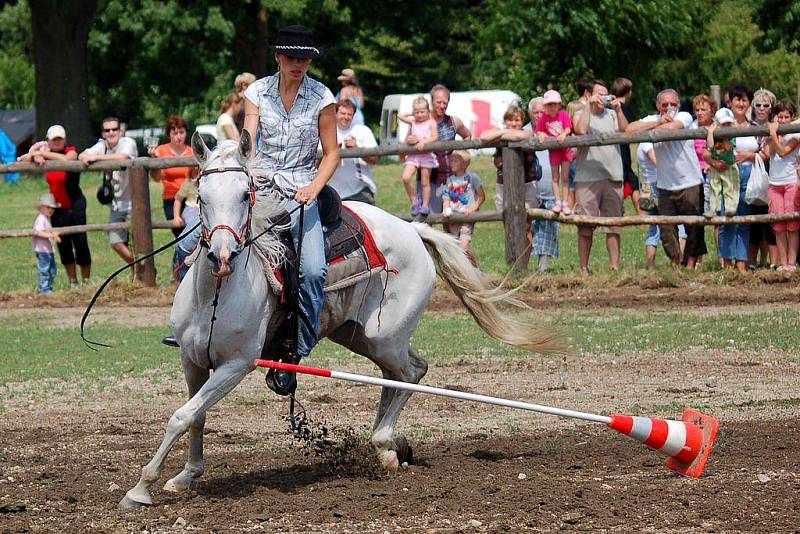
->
xmin=119 ymin=493 xmax=152 ymax=510
xmin=378 ymin=449 xmax=399 ymax=472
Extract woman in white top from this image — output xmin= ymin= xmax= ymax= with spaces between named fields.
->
xmin=748 ymin=88 xmax=779 ymax=269
xmin=216 ymin=93 xmax=241 ymax=142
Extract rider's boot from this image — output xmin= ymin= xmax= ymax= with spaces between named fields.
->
xmin=265 ymin=325 xmax=301 ymax=396
xmin=162 ymin=335 xmax=179 ymax=347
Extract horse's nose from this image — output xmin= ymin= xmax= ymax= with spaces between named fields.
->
xmin=207 ymin=248 xmax=235 ymax=277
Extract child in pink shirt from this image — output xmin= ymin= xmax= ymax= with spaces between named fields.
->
xmin=535 ymin=90 xmax=573 ymax=214
xmin=399 ymin=96 xmax=439 ymax=219
xmin=32 ymin=193 xmax=61 ymax=294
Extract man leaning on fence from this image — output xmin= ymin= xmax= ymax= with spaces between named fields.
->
xmin=627 ymin=89 xmax=707 ymax=268
xmin=79 ymin=117 xmax=139 ymax=264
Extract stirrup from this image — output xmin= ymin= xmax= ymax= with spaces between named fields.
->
xmin=265 ymin=353 xmax=301 ymax=396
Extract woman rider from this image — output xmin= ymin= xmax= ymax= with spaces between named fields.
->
xmin=243 ymin=25 xmax=340 ymax=391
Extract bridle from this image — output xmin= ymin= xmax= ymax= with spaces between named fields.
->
xmin=197 ymin=166 xmax=256 ymax=250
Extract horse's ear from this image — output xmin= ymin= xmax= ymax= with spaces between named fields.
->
xmin=239 ymin=129 xmax=252 ymax=160
xmin=191 ymin=131 xmax=209 ymax=164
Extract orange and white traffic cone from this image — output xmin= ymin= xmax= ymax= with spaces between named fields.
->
xmin=608 ymin=408 xmax=719 ymax=478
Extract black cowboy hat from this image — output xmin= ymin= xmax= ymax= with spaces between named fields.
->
xmin=268 ymin=25 xmax=326 ymax=59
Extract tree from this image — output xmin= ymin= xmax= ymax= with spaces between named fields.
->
xmin=29 ymin=0 xmax=97 ymax=149
xmin=469 ymin=0 xmax=697 ymax=116
xmin=0 ymin=1 xmax=35 ymax=110
xmin=87 ymin=0 xmax=236 ymax=128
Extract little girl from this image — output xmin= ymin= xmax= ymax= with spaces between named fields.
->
xmin=535 ymin=90 xmax=573 ymax=214
xmin=399 ymin=96 xmax=438 ymax=218
xmin=32 ymin=193 xmax=61 ymax=294
xmin=762 ymin=99 xmax=800 ymax=272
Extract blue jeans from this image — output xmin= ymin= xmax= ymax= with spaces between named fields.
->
xmin=288 ymin=201 xmax=327 ymax=356
xmin=36 ymin=252 xmax=57 ymax=293
xmin=718 ymin=164 xmax=751 ymax=262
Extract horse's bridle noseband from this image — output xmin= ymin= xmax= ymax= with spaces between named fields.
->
xmin=198 ymin=166 xmax=256 ymax=249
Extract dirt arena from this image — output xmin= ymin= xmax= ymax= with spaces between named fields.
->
xmin=2 ymin=283 xmax=800 ymax=532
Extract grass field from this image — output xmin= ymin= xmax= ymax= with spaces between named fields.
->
xmin=0 ymin=156 xmax=721 ymax=293
xmin=2 ymin=305 xmax=797 ymax=386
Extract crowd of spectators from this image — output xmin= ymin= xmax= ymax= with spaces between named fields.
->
xmin=18 ymin=70 xmax=800 ymax=293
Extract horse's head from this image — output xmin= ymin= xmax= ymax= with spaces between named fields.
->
xmin=192 ymin=131 xmax=255 ymax=278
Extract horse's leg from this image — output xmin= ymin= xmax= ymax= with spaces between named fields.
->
xmin=163 ymin=361 xmax=210 ymax=493
xmin=119 ymin=362 xmax=251 ymax=509
xmin=370 ymin=345 xmax=428 ymax=471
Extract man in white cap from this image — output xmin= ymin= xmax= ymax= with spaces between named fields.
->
xmin=79 ymin=116 xmax=138 ymax=263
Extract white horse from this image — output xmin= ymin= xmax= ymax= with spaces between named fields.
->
xmin=119 ymin=132 xmax=564 ymax=508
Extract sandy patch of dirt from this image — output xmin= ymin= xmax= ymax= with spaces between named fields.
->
xmin=2 ymin=341 xmax=799 ymax=532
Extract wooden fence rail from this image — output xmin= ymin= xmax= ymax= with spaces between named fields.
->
xmin=4 ymin=122 xmax=800 ymax=283
xmin=7 ymin=210 xmax=800 ymax=239
xmin=3 ymin=123 xmax=800 ymax=174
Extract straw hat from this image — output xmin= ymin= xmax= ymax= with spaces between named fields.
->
xmin=37 ymin=192 xmax=61 ymax=209
xmin=337 ymin=68 xmax=356 ymax=81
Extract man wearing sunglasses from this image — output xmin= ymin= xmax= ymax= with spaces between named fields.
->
xmin=79 ymin=117 xmax=138 ymax=263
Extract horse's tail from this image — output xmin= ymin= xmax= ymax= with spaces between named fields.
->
xmin=412 ymin=222 xmax=568 ymax=356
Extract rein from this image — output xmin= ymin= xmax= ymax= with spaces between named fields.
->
xmin=80 ymin=221 xmax=201 ymax=350
xmin=80 ymin=164 xmax=299 ymax=350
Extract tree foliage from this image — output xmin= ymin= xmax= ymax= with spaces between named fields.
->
xmin=0 ymin=0 xmax=34 ymax=109
xmin=7 ymin=0 xmax=800 ymax=134
xmin=470 ymin=0 xmax=697 ymax=115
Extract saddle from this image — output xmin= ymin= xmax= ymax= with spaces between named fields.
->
xmin=264 ymin=185 xmax=369 ymax=396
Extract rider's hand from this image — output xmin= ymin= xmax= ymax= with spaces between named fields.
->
xmin=294 ymin=185 xmax=319 ymax=206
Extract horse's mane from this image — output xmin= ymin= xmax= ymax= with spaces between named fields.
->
xmin=203 ymin=140 xmax=290 ymax=270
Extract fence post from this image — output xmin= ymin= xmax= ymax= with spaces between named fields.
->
xmin=129 ymin=165 xmax=156 ymax=287
xmin=501 ymin=147 xmax=530 ymax=274
xmin=710 ymin=85 xmax=721 ymax=109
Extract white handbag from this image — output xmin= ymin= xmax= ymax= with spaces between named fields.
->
xmin=744 ymin=154 xmax=769 ymax=206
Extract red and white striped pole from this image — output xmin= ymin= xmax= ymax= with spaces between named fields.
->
xmin=254 ymin=359 xmax=719 ymax=478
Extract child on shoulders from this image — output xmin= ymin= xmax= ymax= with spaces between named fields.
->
xmin=32 ymin=193 xmax=61 ymax=294
xmin=442 ymin=150 xmax=485 ymax=266
xmin=399 ymin=96 xmax=439 ymax=219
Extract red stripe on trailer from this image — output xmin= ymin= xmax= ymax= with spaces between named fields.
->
xmin=254 ymin=359 xmax=332 ymax=378
xmin=644 ymin=418 xmax=669 ymax=449
xmin=608 ymin=414 xmax=634 ymax=434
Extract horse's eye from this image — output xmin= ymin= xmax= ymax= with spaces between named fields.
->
xmin=243 ymin=191 xmax=251 ymax=202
